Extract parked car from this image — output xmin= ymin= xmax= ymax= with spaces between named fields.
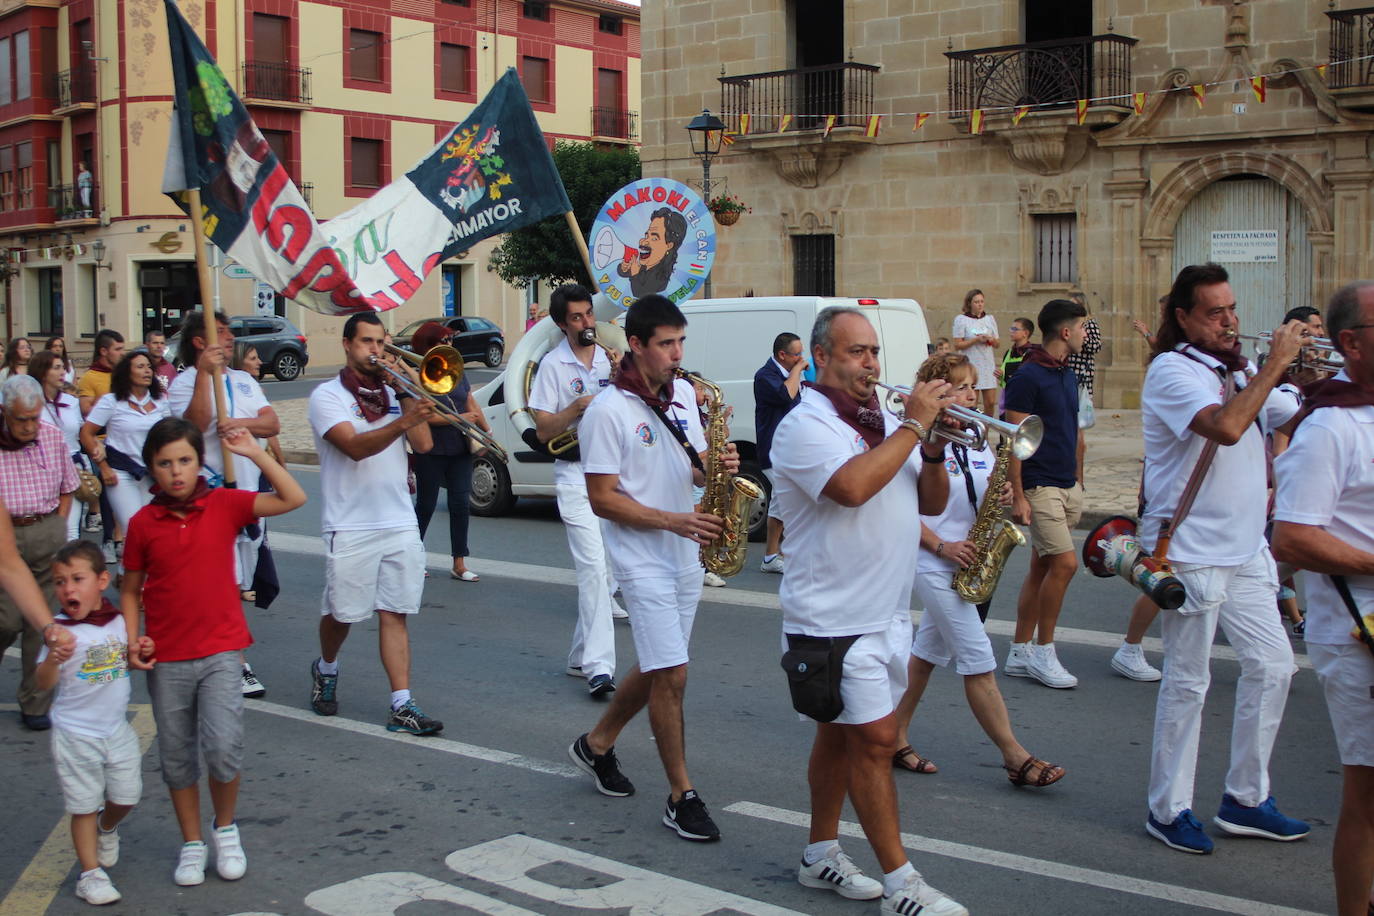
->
xmin=393 ymin=316 xmax=505 ymax=367
xmin=167 ymin=315 xmax=310 ymax=381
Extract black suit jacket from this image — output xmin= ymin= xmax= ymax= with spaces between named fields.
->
xmin=754 ymin=359 xmax=800 ymax=469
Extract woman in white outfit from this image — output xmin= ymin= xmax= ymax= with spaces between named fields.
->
xmin=951 ymin=289 xmax=1000 ymax=416
xmin=32 ymin=351 xmax=88 ymax=539
xmin=45 ymin=336 xmax=75 ymax=387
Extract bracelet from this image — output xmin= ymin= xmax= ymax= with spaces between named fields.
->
xmin=935 ymin=542 xmax=945 ymax=557
xmin=899 ymin=417 xmax=927 ymax=439
xmin=919 ymin=447 xmax=946 ymax=464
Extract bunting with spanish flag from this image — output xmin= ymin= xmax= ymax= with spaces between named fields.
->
xmin=778 ymin=114 xmax=792 ymax=132
xmin=738 ymin=113 xmax=750 ymax=135
xmin=720 ymin=130 xmax=736 ymax=146
xmin=1317 ymin=64 xmax=1328 ymax=82
xmin=1132 ymin=91 xmax=1147 ymax=115
xmin=1012 ymin=105 xmax=1030 ymax=126
xmin=1250 ymin=76 xmax=1266 ymax=104
xmin=1191 ymin=84 xmax=1206 ymax=108
xmin=865 ymin=114 xmax=882 ymax=138
xmin=969 ymin=109 xmax=985 ymax=135
xmin=1075 ymin=99 xmax=1088 ymax=125
xmin=823 ymin=114 xmax=837 ymax=138
xmin=913 ymin=112 xmax=930 ymax=130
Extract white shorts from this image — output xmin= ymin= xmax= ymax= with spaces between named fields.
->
xmin=779 ymin=615 xmax=912 ymax=726
xmin=911 ymin=572 xmax=997 ymax=675
xmin=322 ymin=526 xmax=425 ymax=623
xmin=53 ymin=721 xmax=143 ymax=814
xmin=1309 ymin=642 xmax=1374 ymax=768
xmin=620 ymin=567 xmax=703 ymax=672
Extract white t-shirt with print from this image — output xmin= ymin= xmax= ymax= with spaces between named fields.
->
xmin=579 ymin=379 xmax=706 ymax=581
xmin=309 ymin=377 xmax=415 ymax=534
xmin=528 ymin=337 xmax=614 ymax=487
xmin=38 ymin=615 xmax=131 ymax=739
xmin=86 ymin=393 xmax=172 ymax=463
xmin=772 ymin=388 xmax=924 ymax=636
xmin=918 ymin=440 xmax=995 ymax=577
xmin=168 ymin=367 xmax=270 ymax=490
xmin=1139 ymin=347 xmax=1299 ymax=565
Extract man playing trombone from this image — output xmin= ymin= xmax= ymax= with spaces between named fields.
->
xmin=307 ymin=312 xmax=444 ymax=736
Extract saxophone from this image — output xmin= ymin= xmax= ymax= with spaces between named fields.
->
xmin=950 ymin=435 xmax=1026 ymax=603
xmin=680 ymin=370 xmax=763 ymax=578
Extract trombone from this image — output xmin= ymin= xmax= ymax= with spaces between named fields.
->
xmin=866 ymin=378 xmax=1043 ymax=460
xmin=1235 ymin=332 xmax=1344 ymax=373
xmin=371 ymin=344 xmax=509 ymax=463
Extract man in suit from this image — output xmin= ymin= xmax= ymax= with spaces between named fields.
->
xmin=754 ymin=332 xmax=807 ymax=572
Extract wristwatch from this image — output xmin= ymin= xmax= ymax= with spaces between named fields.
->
xmin=899 ymin=417 xmax=927 ymax=439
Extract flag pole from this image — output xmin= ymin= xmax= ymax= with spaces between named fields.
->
xmin=563 ymin=211 xmax=595 ymax=287
xmin=185 ymin=187 xmax=237 ymax=487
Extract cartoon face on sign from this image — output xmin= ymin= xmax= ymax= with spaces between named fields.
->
xmin=591 ymin=179 xmax=716 ymax=309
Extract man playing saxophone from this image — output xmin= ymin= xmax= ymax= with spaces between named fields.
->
xmin=566 ymin=294 xmax=738 ymax=843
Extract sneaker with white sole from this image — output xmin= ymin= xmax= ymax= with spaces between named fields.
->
xmin=210 ymin=820 xmax=247 ymax=880
xmin=568 ymin=733 xmax=634 ymax=796
xmin=663 ymin=789 xmax=720 ymax=841
xmin=1111 ymin=643 xmax=1162 ymax=682
xmin=1213 ymin=794 xmax=1310 ymax=841
xmin=797 ymin=847 xmax=882 ymax=900
xmin=760 ymin=554 xmax=785 ymax=574
xmin=75 ymin=867 xmax=121 ymax=905
xmin=1003 ymin=642 xmax=1030 ymax=677
xmin=386 ymin=699 xmax=443 ymax=735
xmin=173 ymin=841 xmax=208 ymax=886
xmin=240 ymin=664 xmax=266 ymax=698
xmin=95 ymin=811 xmax=119 ymax=868
xmin=1026 ymin=643 xmax=1078 ymax=688
xmin=611 ymin=602 xmax=629 ymax=620
xmin=880 ymin=871 xmax=968 ymax=916
xmin=703 ymin=571 xmax=727 ymax=588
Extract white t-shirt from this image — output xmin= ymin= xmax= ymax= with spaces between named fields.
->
xmin=43 ymin=391 xmax=83 ymax=456
xmin=918 ymin=441 xmax=995 ymax=577
xmin=1139 ymin=347 xmax=1299 ymax=565
xmin=579 ymin=379 xmax=706 ymax=581
xmin=773 ymin=388 xmax=923 ymax=636
xmin=86 ymin=392 xmax=172 ymax=463
xmin=38 ymin=615 xmax=131 ymax=739
xmin=528 ymin=337 xmax=614 ymax=487
xmin=309 ymin=376 xmax=416 ymax=533
xmin=952 ymin=313 xmax=999 ymax=389
xmin=168 ymin=367 xmax=270 ymax=490
xmin=1273 ymin=374 xmax=1374 ymax=645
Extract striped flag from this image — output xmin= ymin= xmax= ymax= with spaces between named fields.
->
xmin=738 ymin=113 xmax=750 ymax=135
xmin=913 ymin=112 xmax=930 ymax=130
xmin=1250 ymin=76 xmax=1266 ymax=103
xmin=865 ymin=114 xmax=882 ymax=137
xmin=1317 ymin=63 xmax=1328 ymax=82
xmin=1191 ymin=84 xmax=1206 ymax=108
xmin=721 ymin=130 xmax=736 ymax=146
xmin=1012 ymin=105 xmax=1030 ymax=126
xmin=1075 ymin=99 xmax=1088 ymax=125
xmin=1132 ymin=91 xmax=1147 ymax=115
xmin=779 ymin=114 xmax=792 ymax=132
xmin=969 ymin=109 xmax=985 ymax=135
xmin=823 ymin=114 xmax=837 ymax=138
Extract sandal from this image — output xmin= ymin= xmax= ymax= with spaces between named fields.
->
xmin=893 ymin=745 xmax=938 ymax=774
xmin=1006 ymin=756 xmax=1065 ymax=788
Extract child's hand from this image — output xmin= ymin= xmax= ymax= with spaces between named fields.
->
xmin=129 ymin=636 xmax=156 ymax=670
xmin=220 ymin=426 xmax=263 ymax=458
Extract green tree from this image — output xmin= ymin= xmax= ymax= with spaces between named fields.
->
xmin=488 ymin=141 xmax=640 ymax=288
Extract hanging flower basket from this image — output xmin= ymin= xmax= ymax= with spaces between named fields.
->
xmin=707 ymin=194 xmax=750 ymax=227
xmin=714 ymin=208 xmax=741 ymax=226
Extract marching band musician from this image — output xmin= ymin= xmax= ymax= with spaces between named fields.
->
xmin=1139 ymin=263 xmax=1310 ymax=854
xmin=771 ymin=307 xmax=967 ymax=915
xmin=566 ymin=294 xmax=737 ymax=843
xmin=1272 ymin=281 xmax=1374 ymax=916
xmin=892 ymin=352 xmax=1066 ymax=790
xmin=529 ymin=283 xmax=626 ymax=700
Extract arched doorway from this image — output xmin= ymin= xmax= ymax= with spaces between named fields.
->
xmin=1171 ymin=175 xmax=1314 ymax=340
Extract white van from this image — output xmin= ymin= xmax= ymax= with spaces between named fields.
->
xmin=468 ymin=296 xmax=931 ymax=540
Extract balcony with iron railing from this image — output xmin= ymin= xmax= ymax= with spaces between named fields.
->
xmin=1327 ymin=7 xmax=1374 ymax=109
xmin=49 ymin=182 xmax=99 ymax=222
xmin=241 ymin=61 xmax=312 ymax=107
xmin=719 ymin=61 xmax=880 ymax=135
xmin=300 ymin=182 xmax=313 ymax=212
xmin=54 ymin=66 xmax=97 ymax=112
xmin=946 ymin=34 xmax=1136 ymax=123
xmin=590 ymin=107 xmax=638 ymax=142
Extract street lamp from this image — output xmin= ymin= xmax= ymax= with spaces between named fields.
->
xmin=685 ymin=108 xmax=725 ymax=298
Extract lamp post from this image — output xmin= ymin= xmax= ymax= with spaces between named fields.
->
xmin=91 ymin=239 xmax=110 ymax=336
xmin=685 ymin=108 xmax=725 ymax=298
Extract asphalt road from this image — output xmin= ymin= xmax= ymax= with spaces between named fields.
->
xmin=0 ymin=468 xmax=1339 ymax=915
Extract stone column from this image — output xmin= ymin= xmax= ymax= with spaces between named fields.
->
xmin=1098 ymin=175 xmax=1150 ymax=409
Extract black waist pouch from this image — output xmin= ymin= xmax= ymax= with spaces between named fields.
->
xmin=780 ymin=633 xmax=862 ymax=723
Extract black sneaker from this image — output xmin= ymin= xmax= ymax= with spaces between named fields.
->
xmin=386 ymin=699 xmax=443 ymax=735
xmin=587 ymin=674 xmax=616 ymax=698
xmin=310 ymin=659 xmax=338 ymax=716
xmin=663 ymin=789 xmax=720 ymax=842
xmin=568 ymin=733 xmax=634 ymax=797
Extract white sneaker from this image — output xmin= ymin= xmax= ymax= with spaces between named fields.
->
xmin=565 ymin=665 xmax=584 ymax=678
xmin=83 ymin=513 xmax=103 ymax=533
xmin=797 ymin=847 xmax=882 ymax=900
xmin=101 ymin=541 xmax=117 ymax=566
xmin=1111 ymin=643 xmax=1162 ymax=682
xmin=703 ymin=571 xmax=727 ymax=588
xmin=1026 ymin=643 xmax=1078 ymax=688
xmin=611 ymin=602 xmax=629 ymax=620
xmin=759 ymin=554 xmax=785 ymax=574
xmin=95 ymin=811 xmax=119 ymax=868
xmin=210 ymin=820 xmax=247 ymax=880
xmin=75 ymin=867 xmax=121 ymax=905
xmin=1004 ymin=642 xmax=1030 ymax=677
xmin=174 ymin=841 xmax=208 ymax=886
xmin=881 ymin=872 xmax=968 ymax=916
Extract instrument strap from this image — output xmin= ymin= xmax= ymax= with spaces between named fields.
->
xmin=648 ymin=402 xmax=706 ymax=475
xmin=1152 ymin=369 xmax=1235 ymax=563
xmin=1329 ymin=574 xmax=1374 ymax=658
xmin=950 ymin=444 xmax=979 ymax=512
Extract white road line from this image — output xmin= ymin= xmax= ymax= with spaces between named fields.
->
xmin=724 ymin=801 xmax=1322 ymax=916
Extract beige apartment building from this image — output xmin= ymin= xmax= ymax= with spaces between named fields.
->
xmin=640 ymin=0 xmax=1374 ymax=407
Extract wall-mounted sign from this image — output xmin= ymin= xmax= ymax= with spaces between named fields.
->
xmin=223 ymin=262 xmax=256 ymax=280
xmin=254 ymin=280 xmax=276 ymax=315
xmin=150 ymin=231 xmax=183 ymax=254
xmin=1210 ymin=230 xmax=1278 ymax=263
xmin=589 ymin=178 xmax=714 ymax=308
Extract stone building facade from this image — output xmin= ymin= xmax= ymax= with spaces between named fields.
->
xmin=639 ymin=0 xmax=1374 ymax=407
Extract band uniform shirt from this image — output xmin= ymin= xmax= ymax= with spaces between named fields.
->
xmin=1002 ymin=360 xmax=1079 ymax=489
xmin=1273 ymin=370 xmax=1374 ymax=645
xmin=579 ymin=378 xmax=706 ymax=581
xmin=123 ymin=488 xmax=259 ymax=662
xmin=309 ymin=377 xmax=414 ymax=534
xmin=86 ymin=393 xmax=172 ymax=470
xmin=528 ymin=337 xmax=613 ymax=487
xmin=754 ymin=358 xmax=800 ymax=470
xmin=37 ymin=614 xmax=130 ymax=739
xmin=1139 ymin=347 xmax=1299 ymax=566
xmin=0 ymin=420 xmax=80 ymax=516
xmin=772 ymin=388 xmax=922 ymax=637
xmin=918 ymin=441 xmax=995 ymax=578
xmin=169 ymin=367 xmax=269 ymax=491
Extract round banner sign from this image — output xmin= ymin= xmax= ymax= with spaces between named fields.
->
xmin=589 ymin=178 xmax=715 ymax=308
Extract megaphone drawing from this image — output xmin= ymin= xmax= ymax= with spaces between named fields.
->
xmin=1082 ymin=515 xmax=1187 ymax=610
xmin=593 ymin=225 xmax=638 ymax=270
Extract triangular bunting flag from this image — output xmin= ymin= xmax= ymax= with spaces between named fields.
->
xmin=1250 ymin=76 xmax=1266 ymax=103
xmin=779 ymin=114 xmax=792 ymax=133
xmin=865 ymin=114 xmax=882 ymax=138
xmin=823 ymin=114 xmax=837 ymax=138
xmin=1317 ymin=64 xmax=1328 ymax=82
xmin=1132 ymin=91 xmax=1147 ymax=115
xmin=721 ymin=130 xmax=736 ymax=146
xmin=1191 ymin=84 xmax=1206 ymax=108
xmin=739 ymin=113 xmax=750 ymax=135
xmin=969 ymin=109 xmax=985 ymax=135
xmin=1012 ymin=105 xmax=1030 ymax=126
xmin=913 ymin=113 xmax=930 ymax=130
xmin=1075 ymin=99 xmax=1088 ymax=125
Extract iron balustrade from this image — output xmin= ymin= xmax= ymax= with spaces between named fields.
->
xmin=300 ymin=182 xmax=314 ymax=211
xmin=590 ymin=107 xmax=638 ymax=140
xmin=48 ymin=182 xmax=98 ymax=219
xmin=946 ymin=34 xmax=1136 ymax=120
xmin=54 ymin=67 xmax=96 ymax=108
xmin=242 ymin=61 xmax=312 ymax=104
xmin=719 ymin=62 xmax=880 ymax=133
xmin=1327 ymin=7 xmax=1374 ymax=90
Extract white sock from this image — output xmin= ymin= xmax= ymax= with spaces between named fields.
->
xmin=316 ymin=658 xmax=339 ymax=676
xmin=803 ymin=840 xmax=839 ymax=866
xmin=763 ymin=553 xmax=779 ymax=562
xmin=882 ymin=862 xmax=917 ymax=897
xmin=80 ymin=867 xmax=102 ymax=879
xmin=390 ymin=689 xmax=412 ymax=710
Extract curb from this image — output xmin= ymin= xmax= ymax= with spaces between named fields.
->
xmin=282 ymin=448 xmax=319 ymax=466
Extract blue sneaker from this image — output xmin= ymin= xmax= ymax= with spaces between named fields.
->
xmin=1213 ymin=794 xmax=1310 ymax=841
xmin=1146 ymin=809 xmax=1214 ymax=854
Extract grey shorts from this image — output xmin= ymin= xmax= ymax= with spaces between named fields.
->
xmin=147 ymin=651 xmax=244 ymax=790
xmin=53 ymin=721 xmax=143 ymax=814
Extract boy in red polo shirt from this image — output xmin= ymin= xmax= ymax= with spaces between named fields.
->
xmin=121 ymin=417 xmax=305 ymax=888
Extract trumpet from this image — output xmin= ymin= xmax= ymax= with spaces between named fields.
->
xmin=1234 ymin=332 xmax=1344 ymax=373
xmin=865 ymin=378 xmax=1043 ymax=460
xmin=370 ymin=345 xmax=509 ymax=463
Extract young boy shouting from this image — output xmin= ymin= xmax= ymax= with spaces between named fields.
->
xmin=36 ymin=540 xmax=155 ymax=906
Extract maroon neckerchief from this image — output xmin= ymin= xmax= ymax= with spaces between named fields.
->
xmin=1292 ymin=377 xmax=1374 ymax=431
xmin=53 ymin=597 xmax=121 ymax=628
xmin=0 ymin=416 xmax=33 ymax=451
xmin=804 ymin=381 xmax=886 ymax=450
xmin=148 ymin=478 xmax=213 ymax=515
xmin=338 ymin=366 xmax=391 ymax=422
xmin=1181 ymin=341 xmax=1249 ymax=373
xmin=88 ymin=358 xmax=113 ymax=374
xmin=1022 ymin=344 xmax=1069 ymax=370
xmin=611 ymin=353 xmax=683 ymax=411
